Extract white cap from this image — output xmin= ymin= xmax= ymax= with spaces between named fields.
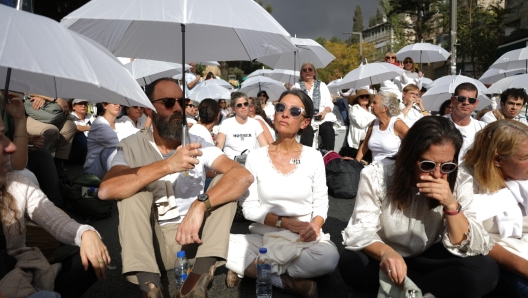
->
xmin=72 ymin=99 xmax=90 ymax=105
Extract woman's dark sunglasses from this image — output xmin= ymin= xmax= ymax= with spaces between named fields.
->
xmin=385 ymin=56 xmax=396 ymax=60
xmin=302 ymin=68 xmax=314 ymax=72
xmin=236 ymin=102 xmax=249 ymax=108
xmin=275 ymin=102 xmax=305 ymax=118
xmin=186 ymin=104 xmax=196 ymax=108
xmin=419 ymin=160 xmax=457 ymax=174
xmin=358 ymin=95 xmax=370 ymax=99
xmin=453 ymin=95 xmax=477 ymax=104
xmin=150 ymin=97 xmax=178 ymax=109
xmin=403 ymin=60 xmax=413 ymax=64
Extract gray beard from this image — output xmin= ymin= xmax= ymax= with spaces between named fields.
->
xmin=151 ymin=111 xmax=183 ymax=141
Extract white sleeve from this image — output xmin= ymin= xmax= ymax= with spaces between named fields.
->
xmin=480 ymin=112 xmax=496 ymax=124
xmin=241 ymin=151 xmax=268 ymax=224
xmin=219 ymin=118 xmax=231 ymax=135
xmin=311 ymin=152 xmax=329 ymax=221
xmin=110 ymin=149 xmax=129 ymax=168
xmin=252 ymin=118 xmax=264 ymax=137
xmin=349 ymin=105 xmax=376 ymax=129
xmin=320 ymin=82 xmax=334 ymax=110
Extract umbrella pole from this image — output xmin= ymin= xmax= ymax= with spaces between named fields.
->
xmin=2 ymin=67 xmax=11 ymax=138
xmin=293 ymin=51 xmax=297 ymax=85
xmin=181 ymin=24 xmax=189 ymax=176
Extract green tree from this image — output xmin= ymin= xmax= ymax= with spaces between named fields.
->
xmin=348 ymin=5 xmax=364 ymax=44
xmin=369 ymin=15 xmax=377 ymax=27
xmin=315 ymin=37 xmax=327 ymax=46
xmin=379 ymin=0 xmax=407 ymax=52
xmin=316 ymin=39 xmax=375 ymax=82
xmin=254 ymin=0 xmax=273 ymax=14
xmin=376 ymin=7 xmax=385 ymax=24
xmin=386 ymin=0 xmax=444 ymax=43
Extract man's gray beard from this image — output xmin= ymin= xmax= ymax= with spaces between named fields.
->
xmin=151 ymin=111 xmax=183 ymax=141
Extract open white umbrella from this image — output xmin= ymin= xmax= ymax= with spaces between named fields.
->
xmin=489 ymin=47 xmax=528 ymax=72
xmin=198 ymin=79 xmax=233 ymax=90
xmin=422 ymin=83 xmax=492 ymax=111
xmin=429 ymin=75 xmax=488 ymax=92
xmin=0 ymin=5 xmax=152 ymax=110
xmin=247 ymin=69 xmax=272 ymax=78
xmin=188 ymin=84 xmax=229 ymax=102
xmin=487 ymin=74 xmax=528 ymax=94
xmin=478 ymin=68 xmax=526 ymax=85
xmin=268 ymin=69 xmax=299 ymax=84
xmin=395 ymin=43 xmax=450 ymax=65
xmin=124 ymin=59 xmax=190 ymax=86
xmin=338 ymin=62 xmax=404 ymax=90
xmin=421 ymin=77 xmax=433 ymax=89
xmin=239 ymin=76 xmax=286 ymax=100
xmin=327 ymin=78 xmax=343 ymax=96
xmin=197 ymin=61 xmax=220 ymax=66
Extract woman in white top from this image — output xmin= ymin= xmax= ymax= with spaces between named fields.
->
xmin=189 ymin=98 xmax=220 ymax=145
xmin=347 ymin=89 xmax=376 ymax=149
xmin=355 ymin=91 xmax=408 ymax=163
xmin=218 ymin=98 xmax=230 ymax=124
xmin=379 ymin=51 xmax=403 ymax=100
xmin=463 ymin=120 xmax=528 ymax=297
xmin=293 ymin=62 xmax=336 ymax=150
xmin=225 ymin=90 xmax=339 ymax=298
xmin=340 ymin=116 xmax=498 ymax=297
xmin=84 ymin=102 xmax=124 ymax=179
xmin=116 ymin=105 xmax=150 ymax=130
xmin=248 ymin=96 xmax=275 ymax=144
xmin=216 ymin=92 xmax=268 ymax=160
xmin=0 ymin=111 xmax=111 ymax=297
xmin=397 ymin=56 xmax=423 ymax=91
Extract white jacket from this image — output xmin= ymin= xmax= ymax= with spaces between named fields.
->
xmin=347 ymin=104 xmax=376 ymax=149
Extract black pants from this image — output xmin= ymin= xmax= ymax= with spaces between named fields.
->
xmin=300 ymin=122 xmax=335 ymax=150
xmin=52 ymin=247 xmax=98 ymax=298
xmin=27 ymin=148 xmax=65 ymax=209
xmin=339 ymin=242 xmax=499 ymax=298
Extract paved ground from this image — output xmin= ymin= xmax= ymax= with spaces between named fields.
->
xmin=62 ymin=165 xmax=368 ymax=298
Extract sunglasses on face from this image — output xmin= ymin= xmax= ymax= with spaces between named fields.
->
xmin=150 ymin=97 xmax=178 ymax=109
xmin=219 ymin=101 xmax=226 ymax=104
xmin=419 ymin=160 xmax=458 ymax=174
xmin=236 ymin=101 xmax=249 ymax=108
xmin=403 ymin=60 xmax=413 ymax=64
xmin=275 ymin=102 xmax=306 ymax=118
xmin=385 ymin=56 xmax=396 ymax=60
xmin=75 ymin=102 xmax=88 ymax=106
xmin=454 ymin=95 xmax=477 ymax=104
xmin=130 ymin=106 xmax=143 ymax=109
xmin=302 ymin=68 xmax=314 ymax=72
xmin=186 ymin=104 xmax=196 ymax=108
xmin=358 ymin=95 xmax=370 ymax=99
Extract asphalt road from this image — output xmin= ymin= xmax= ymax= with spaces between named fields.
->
xmin=64 ymin=165 xmax=368 ymax=298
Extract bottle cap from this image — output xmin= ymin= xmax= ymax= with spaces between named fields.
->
xmin=89 ymin=186 xmax=95 ymax=191
xmin=259 ymin=247 xmax=267 ymax=254
xmin=177 ymin=251 xmax=186 ymax=258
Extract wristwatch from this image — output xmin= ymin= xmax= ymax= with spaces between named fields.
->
xmin=197 ymin=194 xmax=212 ymax=212
xmin=443 ymin=203 xmax=462 ymax=216
xmin=275 ymin=216 xmax=283 ymax=228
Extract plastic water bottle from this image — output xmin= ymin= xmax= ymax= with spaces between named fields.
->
xmin=174 ymin=251 xmax=190 ymax=290
xmin=82 ymin=186 xmax=99 ymax=199
xmin=256 ymin=247 xmax=272 ymax=298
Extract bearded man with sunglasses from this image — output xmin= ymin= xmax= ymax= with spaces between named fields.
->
xmin=444 ymin=82 xmax=487 ymax=163
xmin=98 ymin=78 xmax=253 ymax=298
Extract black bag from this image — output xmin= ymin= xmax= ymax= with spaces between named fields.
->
xmin=325 ymin=158 xmax=364 ymax=199
xmin=60 ymin=173 xmax=113 ymax=219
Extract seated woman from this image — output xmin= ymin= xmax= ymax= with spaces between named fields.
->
xmin=69 ymin=99 xmax=94 ymax=163
xmin=355 ymin=91 xmax=408 ymax=164
xmin=0 ymin=112 xmax=110 ymax=298
xmin=248 ymin=96 xmax=275 ymax=144
xmin=225 ymin=90 xmax=339 ymax=298
xmin=116 ymin=105 xmax=150 ymax=129
xmin=463 ymin=120 xmax=528 ymax=297
xmin=216 ymin=92 xmax=268 ymax=160
xmin=347 ymin=89 xmax=375 ymax=150
xmin=340 ymin=116 xmax=499 ymax=298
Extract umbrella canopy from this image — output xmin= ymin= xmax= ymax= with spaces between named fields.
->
xmin=124 ymin=59 xmax=191 ymax=86
xmin=188 ymin=84 xmax=229 ymax=102
xmin=0 ymin=5 xmax=153 ymax=109
xmin=421 ymin=77 xmax=433 ymax=89
xmin=247 ymin=69 xmax=272 ymax=78
xmin=239 ymin=76 xmax=286 ymax=100
xmin=327 ymin=78 xmax=343 ymax=96
xmin=489 ymin=47 xmax=528 ymax=72
xmin=430 ymin=75 xmax=487 ymax=92
xmin=197 ymin=61 xmax=220 ymax=66
xmin=395 ymin=43 xmax=450 ymax=64
xmin=268 ymin=69 xmax=299 ymax=83
xmin=478 ymin=68 xmax=526 ymax=85
xmin=61 ymin=0 xmax=296 ymax=63
xmin=487 ymin=74 xmax=528 ymax=94
xmin=257 ymin=37 xmax=336 ymax=71
xmin=338 ymin=62 xmax=404 ymax=90
xmin=422 ymin=83 xmax=491 ymax=111
xmin=198 ymin=78 xmax=234 ymax=90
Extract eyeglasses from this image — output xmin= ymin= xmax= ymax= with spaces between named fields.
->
xmin=219 ymin=101 xmax=226 ymax=104
xmin=302 ymin=68 xmax=314 ymax=72
xmin=385 ymin=56 xmax=396 ymax=60
xmin=75 ymin=102 xmax=88 ymax=106
xmin=419 ymin=160 xmax=458 ymax=174
xmin=275 ymin=102 xmax=306 ymax=118
xmin=403 ymin=60 xmax=413 ymax=64
xmin=358 ymin=95 xmax=370 ymax=99
xmin=130 ymin=106 xmax=143 ymax=109
xmin=453 ymin=95 xmax=477 ymax=104
xmin=150 ymin=97 xmax=178 ymax=109
xmin=186 ymin=104 xmax=196 ymax=108
xmin=236 ymin=101 xmax=249 ymax=108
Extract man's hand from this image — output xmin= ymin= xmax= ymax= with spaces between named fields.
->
xmin=176 ymin=201 xmax=206 ymax=245
xmin=195 ymin=75 xmax=201 ymax=82
xmin=6 ymin=96 xmax=25 ymax=120
xmin=165 ymin=143 xmax=202 ymax=174
xmin=30 ymin=96 xmax=46 ymax=110
xmin=28 ymin=135 xmax=45 ymax=150
xmin=56 ymin=98 xmax=70 ymax=114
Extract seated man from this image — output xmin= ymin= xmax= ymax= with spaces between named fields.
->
xmin=480 ymin=88 xmax=528 ymax=124
xmin=98 ymin=78 xmax=253 ymax=297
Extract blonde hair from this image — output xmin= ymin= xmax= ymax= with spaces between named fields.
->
xmin=0 ymin=185 xmax=22 ymax=235
xmin=465 ymin=120 xmax=528 ymax=192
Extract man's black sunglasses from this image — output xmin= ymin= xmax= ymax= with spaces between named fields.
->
xmin=150 ymin=97 xmax=180 ymax=109
xmin=453 ymin=95 xmax=477 ymax=104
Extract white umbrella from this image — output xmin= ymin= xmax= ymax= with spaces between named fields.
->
xmin=189 ymin=85 xmax=229 ymax=102
xmin=247 ymin=69 xmax=272 ymax=78
xmin=327 ymin=78 xmax=343 ymax=96
xmin=198 ymin=79 xmax=233 ymax=90
xmin=239 ymin=76 xmax=286 ymax=100
xmin=487 ymin=74 xmax=528 ymax=94
xmin=395 ymin=43 xmax=450 ymax=64
xmin=422 ymin=77 xmax=433 ymax=89
xmin=124 ymin=59 xmax=191 ymax=86
xmin=489 ymin=47 xmax=528 ymax=72
xmin=478 ymin=68 xmax=526 ymax=85
xmin=422 ymin=83 xmax=492 ymax=111
xmin=429 ymin=75 xmax=488 ymax=92
xmin=258 ymin=37 xmax=336 ymax=71
xmin=197 ymin=61 xmax=220 ymax=66
xmin=268 ymin=69 xmax=299 ymax=83
xmin=0 ymin=6 xmax=152 ymax=110
xmin=338 ymin=62 xmax=405 ymax=90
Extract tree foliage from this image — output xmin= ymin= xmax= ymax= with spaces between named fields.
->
xmin=254 ymin=0 xmax=273 ymax=14
xmin=349 ymin=5 xmax=364 ymax=44
xmin=386 ymin=0 xmax=444 ymax=43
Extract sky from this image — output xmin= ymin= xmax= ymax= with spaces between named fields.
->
xmin=264 ymin=0 xmax=379 ymax=40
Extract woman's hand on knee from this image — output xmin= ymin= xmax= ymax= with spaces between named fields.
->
xmin=80 ymin=230 xmax=111 ymax=279
xmin=299 ymin=222 xmax=320 ymax=242
xmin=380 ymin=250 xmax=407 ymax=288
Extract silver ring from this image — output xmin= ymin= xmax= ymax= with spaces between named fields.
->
xmin=388 ymin=269 xmax=392 ymax=274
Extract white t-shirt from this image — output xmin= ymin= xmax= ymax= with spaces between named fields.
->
xmin=71 ymin=112 xmax=95 ymax=136
xmin=398 ymin=103 xmax=423 ymax=128
xmin=263 ymin=102 xmax=275 ymax=122
xmin=184 ymin=72 xmax=199 ymax=96
xmin=186 ymin=116 xmax=197 ymax=125
xmin=368 ymin=117 xmax=401 ymax=162
xmin=111 ymin=132 xmax=224 ymax=225
xmin=219 ymin=117 xmax=264 ymax=159
xmin=254 ymin=115 xmax=276 ymax=142
xmin=445 ymin=114 xmax=487 ymax=163
xmin=480 ymin=111 xmax=528 ymax=125
xmin=189 ymin=123 xmax=214 ymax=145
xmin=116 ymin=114 xmax=147 ymax=129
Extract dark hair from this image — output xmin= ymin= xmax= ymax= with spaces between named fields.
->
xmin=230 ymin=92 xmax=247 ymax=109
xmin=197 ymin=98 xmax=220 ymax=125
xmin=145 ymin=77 xmax=179 ymax=101
xmin=258 ymin=90 xmax=269 ymax=100
xmin=96 ymin=102 xmax=106 ymax=116
xmin=453 ymin=82 xmax=478 ymax=97
xmin=205 ymin=72 xmax=215 ymax=80
xmin=277 ymin=90 xmax=314 ymax=135
xmin=387 ymin=116 xmax=463 ymax=210
xmin=439 ymin=99 xmax=452 ymax=116
xmin=500 ymin=88 xmax=528 ymax=105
